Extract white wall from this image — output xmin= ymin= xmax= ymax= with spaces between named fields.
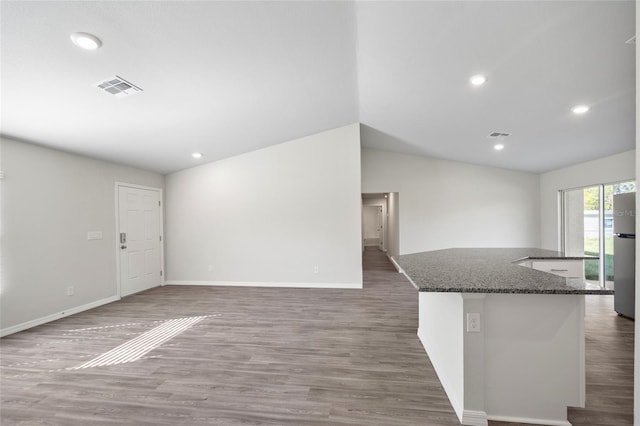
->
xmin=165 ymin=124 xmax=362 ymax=288
xmin=483 ymin=294 xmax=584 ymax=423
xmin=361 ymin=149 xmax=540 ymax=254
xmin=418 ymin=292 xmax=465 ymax=420
xmin=418 ymin=292 xmax=585 ymax=424
xmin=387 ymin=192 xmax=400 ymax=258
xmin=0 ymin=138 xmax=164 ymax=335
xmin=539 ymin=150 xmax=635 ymax=250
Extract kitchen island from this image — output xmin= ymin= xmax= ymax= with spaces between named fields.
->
xmin=395 ymin=248 xmax=612 ymax=426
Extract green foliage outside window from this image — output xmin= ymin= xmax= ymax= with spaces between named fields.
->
xmin=583 ymin=182 xmax=636 ymax=211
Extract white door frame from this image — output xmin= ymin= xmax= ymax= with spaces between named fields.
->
xmin=115 ymin=182 xmax=165 ymax=298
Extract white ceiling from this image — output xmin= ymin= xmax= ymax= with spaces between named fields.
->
xmin=1 ymin=1 xmax=635 ymax=175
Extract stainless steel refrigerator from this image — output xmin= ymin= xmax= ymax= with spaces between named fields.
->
xmin=613 ymin=192 xmax=636 ymax=319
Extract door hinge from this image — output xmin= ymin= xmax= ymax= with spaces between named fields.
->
xmin=159 ymin=235 xmax=162 ymax=242
xmin=158 ymin=201 xmax=161 ymax=207
xmin=160 ymin=270 xmax=163 ymax=276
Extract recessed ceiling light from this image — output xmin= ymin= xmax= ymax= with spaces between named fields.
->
xmin=494 ymin=143 xmax=505 ymax=151
xmin=571 ymin=105 xmax=590 ymax=115
xmin=192 ymin=152 xmax=203 ymax=159
xmin=470 ymin=74 xmax=488 ymax=86
xmin=70 ymin=32 xmax=102 ymax=50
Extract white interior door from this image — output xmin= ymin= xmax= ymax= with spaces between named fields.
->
xmin=118 ymin=185 xmax=162 ymax=297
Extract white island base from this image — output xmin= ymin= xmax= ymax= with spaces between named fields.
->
xmin=418 ymin=292 xmax=585 ymax=426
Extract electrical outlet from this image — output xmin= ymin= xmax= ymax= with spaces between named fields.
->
xmin=67 ymin=286 xmax=75 ymax=296
xmin=313 ymin=266 xmax=319 ymax=274
xmin=466 ymin=312 xmax=481 ymax=332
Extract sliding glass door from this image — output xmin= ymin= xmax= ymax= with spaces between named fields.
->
xmin=562 ymin=185 xmax=602 ymax=283
xmin=562 ymin=180 xmax=635 ymax=288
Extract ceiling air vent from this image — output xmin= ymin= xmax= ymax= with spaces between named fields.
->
xmin=93 ymin=75 xmax=143 ymax=98
xmin=488 ymin=132 xmax=511 ymax=138
xmin=625 ymin=35 xmax=636 ymax=45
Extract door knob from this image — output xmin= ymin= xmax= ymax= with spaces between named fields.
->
xmin=121 ymin=245 xmax=127 ymax=249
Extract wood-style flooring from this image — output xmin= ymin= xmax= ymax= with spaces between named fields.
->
xmin=567 ymin=294 xmax=634 ymax=425
xmin=0 ymin=247 xmax=634 ymax=425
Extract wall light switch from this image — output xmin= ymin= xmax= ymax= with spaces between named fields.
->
xmin=467 ymin=312 xmax=481 ymax=333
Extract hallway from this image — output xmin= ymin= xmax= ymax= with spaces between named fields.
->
xmin=362 ymin=246 xmax=398 ymax=272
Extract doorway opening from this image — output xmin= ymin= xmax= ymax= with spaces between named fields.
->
xmin=361 ymin=192 xmax=400 ymax=272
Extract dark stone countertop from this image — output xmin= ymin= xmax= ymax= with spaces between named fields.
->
xmin=395 ymin=248 xmax=613 ymax=295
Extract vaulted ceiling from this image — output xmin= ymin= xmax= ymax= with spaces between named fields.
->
xmin=1 ymin=1 xmax=635 ymax=174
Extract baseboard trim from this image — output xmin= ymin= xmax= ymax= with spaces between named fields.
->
xmin=462 ymin=410 xmax=488 ymax=426
xmin=487 ymin=415 xmax=570 ymax=426
xmin=164 ymin=280 xmax=362 ymax=289
xmin=418 ymin=329 xmax=489 ymax=425
xmin=1 ymin=295 xmax=120 ymax=337
xmin=402 ymin=272 xmax=419 ymax=290
xmin=388 ymin=255 xmax=402 ymax=273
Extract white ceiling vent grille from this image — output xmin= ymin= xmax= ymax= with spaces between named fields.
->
xmin=488 ymin=132 xmax=511 ymax=138
xmin=93 ymin=76 xmax=143 ymax=98
xmin=625 ymin=35 xmax=636 ymax=45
